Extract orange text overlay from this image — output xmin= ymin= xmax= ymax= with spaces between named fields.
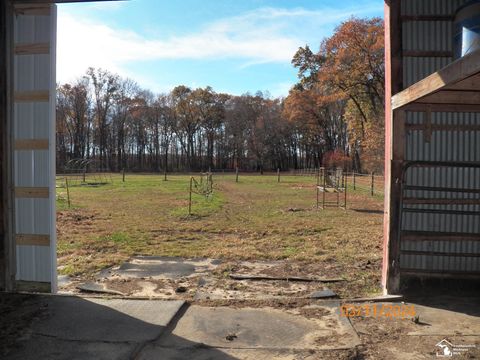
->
xmin=340 ymin=304 xmax=416 ymax=318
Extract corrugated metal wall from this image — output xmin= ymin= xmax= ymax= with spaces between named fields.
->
xmin=13 ymin=4 xmax=56 ymax=288
xmin=399 ymin=0 xmax=480 ymax=275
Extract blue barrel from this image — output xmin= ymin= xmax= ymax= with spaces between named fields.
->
xmin=454 ymin=0 xmax=480 ymax=58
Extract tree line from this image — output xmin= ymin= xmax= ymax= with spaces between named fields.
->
xmin=56 ymin=17 xmax=385 ymax=174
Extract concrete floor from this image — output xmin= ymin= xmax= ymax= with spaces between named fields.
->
xmin=3 ymin=295 xmax=359 ymax=360
xmin=2 ymin=293 xmax=480 ymax=360
xmin=3 ymin=258 xmax=479 ymax=359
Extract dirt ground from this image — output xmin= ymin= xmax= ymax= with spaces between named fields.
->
xmin=56 ymin=173 xmax=384 ymax=298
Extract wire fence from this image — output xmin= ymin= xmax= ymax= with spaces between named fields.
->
xmin=54 ymin=169 xmax=384 ymax=212
xmin=288 ymin=168 xmax=384 ymax=197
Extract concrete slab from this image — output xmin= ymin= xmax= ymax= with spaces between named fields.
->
xmin=5 ymin=336 xmax=136 ymax=360
xmin=77 ymin=281 xmax=126 ymax=296
xmin=157 ymin=305 xmax=360 ymax=351
xmin=82 ymin=257 xmax=342 ymax=300
xmin=57 ymin=275 xmax=72 ymax=288
xmin=309 ymin=289 xmax=337 ymax=299
xmin=408 ymin=303 xmax=480 ymax=336
xmin=33 ymin=296 xmax=185 ymax=342
xmin=138 ymin=346 xmax=350 ymax=360
xmin=99 ymin=256 xmax=220 ymax=280
xmin=194 ymin=280 xmax=311 ymax=301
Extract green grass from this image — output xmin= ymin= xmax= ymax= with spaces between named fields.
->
xmin=56 ymin=172 xmax=385 ymax=296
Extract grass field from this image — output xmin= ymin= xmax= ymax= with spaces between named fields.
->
xmin=56 ymin=173 xmax=385 ymax=297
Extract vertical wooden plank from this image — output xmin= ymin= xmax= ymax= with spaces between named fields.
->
xmin=388 ymin=109 xmax=406 ymax=293
xmin=383 ymin=0 xmax=403 ymax=295
xmin=1 ymin=0 xmax=15 ymax=292
xmin=0 ymin=0 xmax=6 ymax=291
xmin=48 ymin=4 xmax=58 ymax=293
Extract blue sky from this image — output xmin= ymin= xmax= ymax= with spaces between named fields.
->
xmin=57 ymin=0 xmax=383 ymax=97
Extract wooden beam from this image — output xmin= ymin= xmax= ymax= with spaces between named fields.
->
xmin=14 ymin=187 xmax=49 ymax=198
xmin=14 ymin=139 xmax=49 ymax=150
xmin=402 ymin=208 xmax=479 ymax=216
xmin=14 ymin=90 xmax=49 ymax=102
xmin=403 ymin=50 xmax=453 ymax=58
xmin=13 ymin=4 xmax=50 ymax=16
xmin=403 ymin=198 xmax=480 ymax=205
xmin=400 ymin=269 xmax=480 ymax=279
xmin=392 ymin=49 xmax=480 ymax=109
xmin=14 ymin=1 xmax=124 ymax=5
xmin=404 ymin=160 xmax=480 ymax=168
xmin=15 ymin=280 xmax=51 ymax=293
xmin=386 ymin=108 xmax=405 ymax=294
xmin=14 ymin=42 xmax=49 ymax=55
xmin=401 ymin=15 xmax=454 ymax=22
xmin=401 ymin=231 xmax=480 ymax=242
xmin=403 ymin=185 xmax=480 ymax=194
xmin=416 ymin=90 xmax=480 ymax=105
xmin=0 ymin=0 xmax=6 ymax=291
xmin=403 ymin=103 xmax=480 ymax=112
xmin=445 ymin=73 xmax=480 ymax=91
xmin=15 ymin=234 xmax=50 ymax=246
xmin=405 ymin=123 xmax=480 ymax=132
xmin=401 ymin=250 xmax=480 ymax=258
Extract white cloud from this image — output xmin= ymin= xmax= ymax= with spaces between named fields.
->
xmin=85 ymin=1 xmax=126 ymax=11
xmin=270 ymin=81 xmax=295 ymax=98
xmin=57 ymin=4 xmax=380 ymax=85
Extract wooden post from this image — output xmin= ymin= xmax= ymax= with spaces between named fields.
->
xmin=316 ymin=168 xmax=320 ymax=209
xmin=322 ymin=168 xmax=326 ymax=209
xmin=371 ymin=172 xmax=375 ymax=196
xmin=336 ymin=172 xmax=340 ymax=207
xmin=344 ymin=172 xmax=347 ymax=209
xmin=65 ymin=178 xmax=71 ymax=208
xmin=122 ymin=168 xmax=125 ymax=182
xmin=277 ymin=168 xmax=280 ymax=183
xmin=188 ymin=177 xmax=193 ymax=215
xmin=353 ymin=171 xmax=356 ymax=190
xmin=164 ymin=169 xmax=167 ymax=181
xmin=82 ymin=169 xmax=86 ymax=183
xmin=236 ymin=167 xmax=239 ymax=183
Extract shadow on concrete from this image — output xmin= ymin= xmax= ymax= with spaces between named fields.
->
xmin=3 ymin=294 xmax=237 ymax=360
xmin=402 ymin=278 xmax=480 ymax=317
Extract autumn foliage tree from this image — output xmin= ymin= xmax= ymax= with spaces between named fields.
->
xmin=56 ymin=17 xmax=384 ymax=174
xmin=286 ymin=17 xmax=385 ymax=172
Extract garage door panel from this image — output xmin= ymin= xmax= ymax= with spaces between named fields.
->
xmin=16 ymin=245 xmax=51 ymax=282
xmin=14 ymin=103 xmax=50 ymax=138
xmin=15 ymin=15 xmax=51 ymax=44
xmin=15 ymin=54 xmax=51 ymax=91
xmin=13 ymin=4 xmax=56 ymax=292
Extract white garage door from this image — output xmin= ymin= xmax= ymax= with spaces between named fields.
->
xmin=13 ymin=3 xmax=57 ymax=292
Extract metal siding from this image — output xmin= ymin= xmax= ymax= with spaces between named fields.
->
xmin=402 ymin=0 xmax=467 ymax=16
xmin=13 ymin=5 xmax=56 ymax=287
xmin=398 ymin=0 xmax=480 ymax=276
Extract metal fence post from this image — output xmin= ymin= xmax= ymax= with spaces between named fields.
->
xmin=65 ymin=177 xmax=71 ymax=208
xmin=189 ymin=177 xmax=193 ymax=215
